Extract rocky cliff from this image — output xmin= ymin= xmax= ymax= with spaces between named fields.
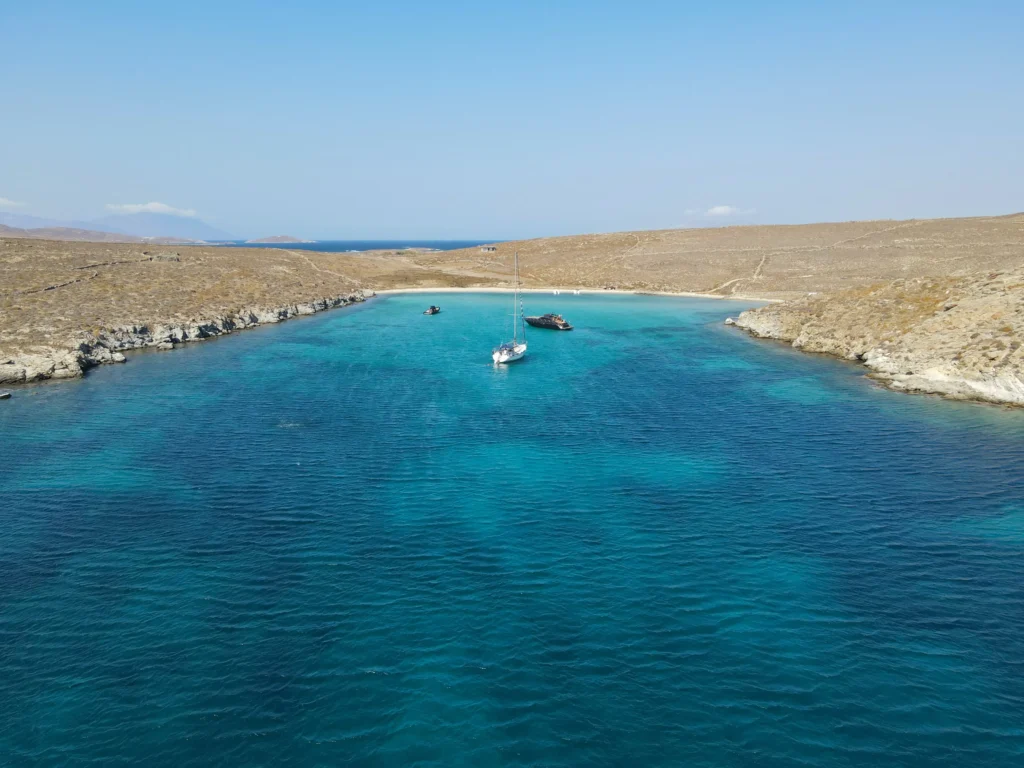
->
xmin=734 ymin=266 xmax=1024 ymax=405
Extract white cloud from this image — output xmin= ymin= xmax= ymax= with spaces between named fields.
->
xmin=0 ymin=197 xmax=25 ymax=209
xmin=705 ymin=205 xmax=740 ymax=217
xmin=105 ymin=201 xmax=197 ymax=217
xmin=684 ymin=205 xmax=755 ymax=219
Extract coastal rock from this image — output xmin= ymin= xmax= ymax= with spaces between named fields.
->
xmin=0 ymin=290 xmax=373 ymax=384
xmin=0 ymin=351 xmax=82 ymax=382
xmin=735 ymin=268 xmax=1024 ymax=406
xmin=0 ymin=363 xmax=26 ymax=384
xmin=51 ymin=352 xmax=85 ymax=378
xmin=253 ymin=308 xmax=285 ymax=324
xmin=21 ymin=354 xmax=58 ymax=380
xmin=735 ymin=304 xmax=809 ymax=342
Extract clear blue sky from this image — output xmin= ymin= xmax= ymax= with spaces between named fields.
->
xmin=2 ymin=1 xmax=1021 ymax=239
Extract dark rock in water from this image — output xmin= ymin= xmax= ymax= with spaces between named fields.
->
xmin=0 ymin=391 xmax=11 ymax=400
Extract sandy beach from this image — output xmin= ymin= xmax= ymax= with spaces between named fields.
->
xmin=375 ymin=286 xmax=776 ymax=302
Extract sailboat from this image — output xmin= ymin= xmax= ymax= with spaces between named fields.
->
xmin=492 ymin=250 xmax=527 ymax=364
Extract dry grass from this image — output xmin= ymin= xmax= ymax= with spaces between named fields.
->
xmin=0 ymin=241 xmax=427 ymax=354
xmin=421 ymin=214 xmax=1024 ymax=298
xmin=796 ymin=277 xmax=963 ymax=339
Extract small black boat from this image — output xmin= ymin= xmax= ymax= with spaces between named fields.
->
xmin=525 ymin=313 xmax=573 ymax=330
xmin=423 ymin=305 xmax=441 ymax=315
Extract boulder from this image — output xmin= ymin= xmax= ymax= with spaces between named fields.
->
xmin=0 ymin=364 xmax=26 ymax=385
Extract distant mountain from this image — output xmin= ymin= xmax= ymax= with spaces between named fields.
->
xmin=90 ymin=213 xmax=234 ymax=241
xmin=0 ymin=212 xmax=81 ymax=230
xmin=245 ymin=235 xmax=312 ymax=244
xmin=1 ymin=223 xmax=139 ymax=242
xmin=1 ymin=211 xmax=233 ymax=241
xmin=0 ymin=223 xmax=202 ymax=244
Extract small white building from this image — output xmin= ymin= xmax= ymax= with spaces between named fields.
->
xmin=480 ymin=245 xmax=497 ymax=253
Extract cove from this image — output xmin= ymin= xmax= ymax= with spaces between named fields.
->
xmin=2 ymin=292 xmax=1023 ymax=767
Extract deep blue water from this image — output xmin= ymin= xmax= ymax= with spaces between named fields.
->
xmin=2 ymin=293 xmax=1024 ymax=767
xmin=217 ymin=240 xmax=494 ymax=252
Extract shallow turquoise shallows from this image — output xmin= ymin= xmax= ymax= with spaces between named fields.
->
xmin=2 ymin=293 xmax=1024 ymax=767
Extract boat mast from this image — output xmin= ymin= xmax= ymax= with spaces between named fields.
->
xmin=520 ymin=251 xmax=527 ymax=343
xmin=512 ymin=250 xmax=519 ymax=344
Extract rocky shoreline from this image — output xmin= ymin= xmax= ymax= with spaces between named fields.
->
xmin=0 ymin=290 xmax=374 ymax=386
xmin=732 ymin=267 xmax=1024 ymax=406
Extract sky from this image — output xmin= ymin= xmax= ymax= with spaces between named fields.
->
xmin=1 ymin=0 xmax=1022 ymax=239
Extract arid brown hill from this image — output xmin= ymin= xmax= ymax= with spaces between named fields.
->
xmin=2 ymin=213 xmax=1023 ymax=400
xmin=424 ymin=213 xmax=1024 ymax=299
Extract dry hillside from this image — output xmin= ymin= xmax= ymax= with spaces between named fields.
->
xmin=735 ymin=265 xmax=1024 ymax=405
xmin=424 ymin=214 xmax=1024 ymax=299
xmin=2 ymin=213 xmax=1023 ymax=401
xmin=0 ymin=239 xmax=476 ymax=360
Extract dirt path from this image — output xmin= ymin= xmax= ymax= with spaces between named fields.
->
xmin=284 ymin=249 xmax=361 ymax=286
xmin=752 ymin=251 xmax=769 ymax=280
xmin=819 ymin=220 xmax=921 ymax=251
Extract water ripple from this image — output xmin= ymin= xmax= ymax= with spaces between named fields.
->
xmin=1 ymin=293 xmax=1024 ymax=766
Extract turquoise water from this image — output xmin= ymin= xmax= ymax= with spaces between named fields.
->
xmin=2 ymin=292 xmax=1024 ymax=766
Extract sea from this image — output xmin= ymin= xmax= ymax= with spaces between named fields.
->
xmin=2 ymin=292 xmax=1023 ymax=767
xmin=216 ymin=240 xmax=494 ymax=252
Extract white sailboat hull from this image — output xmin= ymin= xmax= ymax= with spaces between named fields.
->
xmin=492 ymin=342 xmax=527 ymax=364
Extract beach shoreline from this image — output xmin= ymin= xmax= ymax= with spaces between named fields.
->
xmin=375 ymin=286 xmax=776 ymax=302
